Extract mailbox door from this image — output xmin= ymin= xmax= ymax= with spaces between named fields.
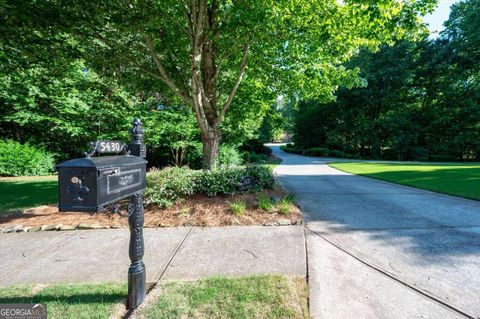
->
xmin=58 ymin=167 xmax=98 ymax=212
xmin=96 ymin=162 xmax=146 ymax=208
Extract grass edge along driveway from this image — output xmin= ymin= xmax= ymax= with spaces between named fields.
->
xmin=329 ymin=162 xmax=480 ymax=201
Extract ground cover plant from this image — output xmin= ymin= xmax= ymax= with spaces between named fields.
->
xmin=0 ymin=176 xmax=57 ymax=213
xmin=330 ymin=162 xmax=480 ymax=200
xmin=0 ymin=283 xmax=126 ymax=319
xmin=139 ymin=275 xmax=308 ymax=319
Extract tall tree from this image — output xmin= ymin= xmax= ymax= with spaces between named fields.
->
xmin=2 ymin=0 xmax=435 ymax=168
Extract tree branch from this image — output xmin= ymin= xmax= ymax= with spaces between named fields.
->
xmin=218 ymin=44 xmax=249 ymax=122
xmin=144 ymin=34 xmax=193 ymax=107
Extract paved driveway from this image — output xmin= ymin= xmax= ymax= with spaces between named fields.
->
xmin=271 ymin=145 xmax=480 ymax=319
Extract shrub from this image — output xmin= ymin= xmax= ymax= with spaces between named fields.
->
xmin=241 ymin=140 xmax=272 ymax=155
xmin=220 ymin=145 xmax=243 ymax=166
xmin=0 ymin=140 xmax=55 ymax=176
xmin=344 ymin=153 xmax=362 ymax=159
xmin=303 ymin=147 xmax=329 ymax=157
xmin=411 ymin=147 xmax=429 ymax=160
xmin=429 ymin=154 xmax=457 ymax=162
xmin=145 ymin=165 xmax=276 ymax=206
xmin=258 ymin=194 xmax=274 ymax=211
xmin=229 ymin=200 xmax=246 ymax=216
xmin=329 ymin=150 xmax=344 ymax=158
xmin=144 ymin=167 xmax=195 ymax=208
xmin=280 ymin=144 xmax=302 ymax=154
xmin=248 ymin=153 xmax=269 ymax=163
xmin=185 ymin=143 xmax=243 ymax=169
xmin=242 ymin=151 xmax=251 ymax=163
xmin=246 ymin=165 xmax=275 ymax=189
xmin=184 ymin=142 xmax=203 ymax=169
xmin=193 ymin=166 xmax=245 ymax=196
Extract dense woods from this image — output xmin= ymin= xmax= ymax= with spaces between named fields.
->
xmin=292 ymin=0 xmax=480 ymax=161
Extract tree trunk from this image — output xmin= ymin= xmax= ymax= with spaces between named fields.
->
xmin=201 ymin=128 xmax=221 ymax=170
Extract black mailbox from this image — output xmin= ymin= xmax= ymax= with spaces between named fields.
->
xmin=57 ymin=155 xmax=147 ymax=212
xmin=56 ymin=118 xmax=148 ymax=310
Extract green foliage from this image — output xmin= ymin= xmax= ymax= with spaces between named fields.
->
xmin=144 ymin=167 xmax=195 ymax=208
xmin=185 ymin=143 xmax=244 ymax=169
xmin=194 ymin=167 xmax=245 ymax=196
xmin=292 ymin=0 xmax=480 ymax=162
xmin=0 ymin=140 xmax=55 ymax=176
xmin=248 ymin=153 xmax=269 ymax=163
xmin=258 ymin=194 xmax=274 ymax=211
xmin=280 ymin=144 xmax=303 ymax=155
xmin=429 ymin=155 xmax=457 ymax=162
xmin=229 ymin=201 xmax=247 ymax=217
xmin=0 ymin=0 xmax=436 ymax=168
xmin=245 ymin=165 xmax=276 ymax=190
xmin=329 ymin=150 xmax=345 ymax=158
xmin=142 ymin=104 xmax=199 ymax=167
xmin=303 ymin=147 xmax=330 ymax=157
xmin=277 ymin=194 xmax=295 ymax=215
xmin=258 ymin=106 xmax=287 ymax=143
xmin=145 ymin=165 xmax=276 ymax=206
xmin=219 ymin=145 xmax=243 ymax=167
xmin=278 ymin=201 xmax=291 ymax=215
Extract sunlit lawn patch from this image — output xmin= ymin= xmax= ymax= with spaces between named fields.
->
xmin=140 ymin=275 xmax=308 ymax=319
xmin=330 ymin=162 xmax=480 ymax=200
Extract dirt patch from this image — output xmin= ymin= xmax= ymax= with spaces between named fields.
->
xmin=0 ymin=187 xmax=302 ymax=229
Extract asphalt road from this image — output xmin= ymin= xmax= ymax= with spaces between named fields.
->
xmin=271 ymin=144 xmax=480 ymax=319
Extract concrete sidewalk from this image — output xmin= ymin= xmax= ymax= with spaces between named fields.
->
xmin=0 ymin=226 xmax=306 ymax=287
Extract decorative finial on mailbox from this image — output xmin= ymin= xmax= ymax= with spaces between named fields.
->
xmin=130 ymin=118 xmax=144 ymax=144
xmin=128 ymin=118 xmax=146 ymax=158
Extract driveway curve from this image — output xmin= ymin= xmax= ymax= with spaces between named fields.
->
xmin=270 ymin=144 xmax=480 ymax=319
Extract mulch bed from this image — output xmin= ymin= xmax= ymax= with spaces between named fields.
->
xmin=0 ymin=187 xmax=302 ymax=231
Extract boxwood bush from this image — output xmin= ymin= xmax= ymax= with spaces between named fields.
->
xmin=193 ymin=166 xmax=245 ymax=196
xmin=0 ymin=140 xmax=55 ymax=176
xmin=144 ymin=165 xmax=275 ymax=207
xmin=303 ymin=147 xmax=329 ymax=157
xmin=144 ymin=167 xmax=195 ymax=208
xmin=279 ymin=144 xmax=303 ymax=154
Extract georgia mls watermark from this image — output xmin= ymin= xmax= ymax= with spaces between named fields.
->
xmin=0 ymin=304 xmax=47 ymax=319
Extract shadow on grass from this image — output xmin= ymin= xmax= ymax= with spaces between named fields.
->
xmin=0 ymin=292 xmax=125 ymax=304
xmin=0 ymin=180 xmax=58 ymax=213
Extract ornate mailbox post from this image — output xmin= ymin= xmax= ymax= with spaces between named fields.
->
xmin=56 ymin=118 xmax=147 ymax=310
xmin=126 ymin=119 xmax=146 ymax=310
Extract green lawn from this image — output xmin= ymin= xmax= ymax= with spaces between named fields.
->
xmin=0 ymin=176 xmax=58 ymax=213
xmin=0 ymin=275 xmax=308 ymax=319
xmin=0 ymin=283 xmax=126 ymax=319
xmin=141 ymin=275 xmax=308 ymax=319
xmin=330 ymin=162 xmax=480 ymax=200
